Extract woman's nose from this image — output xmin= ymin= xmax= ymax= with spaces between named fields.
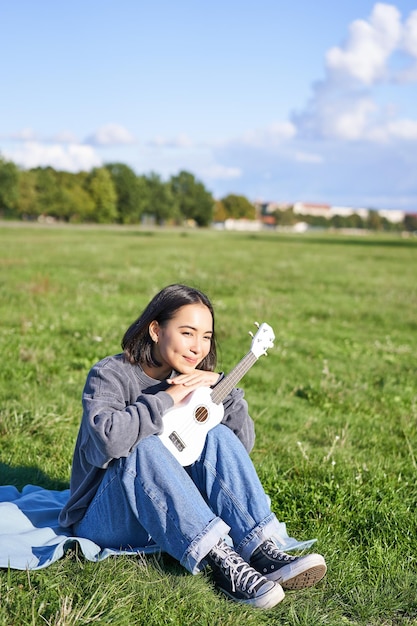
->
xmin=190 ymin=337 xmax=202 ymax=353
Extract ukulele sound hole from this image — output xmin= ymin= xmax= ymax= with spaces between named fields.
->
xmin=194 ymin=405 xmax=209 ymax=423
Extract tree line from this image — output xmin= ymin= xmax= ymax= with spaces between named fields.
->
xmin=1 ymin=154 xmax=416 ymax=231
xmin=0 ymin=156 xmax=255 ymax=226
xmin=272 ymin=206 xmax=417 ymax=233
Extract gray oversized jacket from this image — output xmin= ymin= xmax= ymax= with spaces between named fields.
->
xmin=59 ymin=353 xmax=255 ymax=528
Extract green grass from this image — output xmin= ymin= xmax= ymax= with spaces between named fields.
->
xmin=1 ymin=223 xmax=416 ymax=625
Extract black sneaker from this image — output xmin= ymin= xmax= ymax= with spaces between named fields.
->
xmin=207 ymin=539 xmax=285 ymax=609
xmin=250 ymin=540 xmax=327 ymax=590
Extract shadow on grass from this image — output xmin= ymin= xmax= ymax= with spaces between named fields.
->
xmin=0 ymin=462 xmax=69 ymax=491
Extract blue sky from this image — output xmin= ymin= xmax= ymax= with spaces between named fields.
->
xmin=1 ymin=1 xmax=416 ymax=211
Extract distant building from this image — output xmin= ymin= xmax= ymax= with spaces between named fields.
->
xmin=330 ymin=206 xmax=369 ymax=220
xmin=293 ymin=202 xmax=331 ymax=218
xmin=250 ymin=199 xmax=411 ymax=229
xmin=378 ymin=209 xmax=405 ymax=224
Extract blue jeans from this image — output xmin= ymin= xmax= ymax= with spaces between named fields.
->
xmin=74 ymin=424 xmax=305 ymax=574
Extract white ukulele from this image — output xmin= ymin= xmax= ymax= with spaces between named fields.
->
xmin=158 ymin=322 xmax=275 ymax=466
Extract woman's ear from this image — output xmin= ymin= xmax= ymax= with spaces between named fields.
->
xmin=148 ymin=320 xmax=160 ymax=343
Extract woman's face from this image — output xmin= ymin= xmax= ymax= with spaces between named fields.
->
xmin=149 ymin=303 xmax=213 ymax=377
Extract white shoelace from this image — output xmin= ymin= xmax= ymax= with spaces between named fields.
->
xmin=212 ymin=544 xmax=266 ymax=594
xmin=263 ymin=540 xmax=296 ymax=562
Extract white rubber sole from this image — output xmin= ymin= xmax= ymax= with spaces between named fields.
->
xmin=266 ymin=554 xmax=327 ymax=590
xmin=222 ymin=581 xmax=285 ymax=609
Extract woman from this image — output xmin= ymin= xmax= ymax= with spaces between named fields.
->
xmin=59 ymin=284 xmax=326 ymax=609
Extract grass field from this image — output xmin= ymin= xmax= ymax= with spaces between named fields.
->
xmin=0 ymin=223 xmax=416 ymax=625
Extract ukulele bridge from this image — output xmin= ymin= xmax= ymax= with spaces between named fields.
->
xmin=168 ymin=431 xmax=186 ymax=452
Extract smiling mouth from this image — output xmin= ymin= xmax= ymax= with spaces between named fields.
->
xmin=184 ymin=356 xmax=199 ymax=365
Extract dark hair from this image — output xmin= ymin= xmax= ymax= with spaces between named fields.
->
xmin=122 ymin=284 xmax=217 ymax=370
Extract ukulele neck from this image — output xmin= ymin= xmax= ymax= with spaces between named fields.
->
xmin=211 ymin=351 xmax=257 ymax=404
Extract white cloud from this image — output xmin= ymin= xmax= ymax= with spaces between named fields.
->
xmin=199 ymin=164 xmax=242 ymax=180
xmin=294 ymin=151 xmax=323 ymax=164
xmin=9 ymin=128 xmax=38 ymax=141
xmin=52 ymin=130 xmax=79 ymax=144
xmin=2 ymin=127 xmax=79 ymax=145
xmin=402 ymin=9 xmax=417 ymax=57
xmin=397 ymin=9 xmax=417 ymax=82
xmin=396 ymin=62 xmax=417 ymax=83
xmin=367 ymin=117 xmax=417 ymax=141
xmin=147 ymin=123 xmax=295 ymax=153
xmin=293 ymin=4 xmax=417 ymax=144
xmin=386 ymin=118 xmax=417 ymax=139
xmin=236 ymin=122 xmax=296 ymax=148
xmin=330 ymin=98 xmax=378 ymax=140
xmin=326 ymin=3 xmax=402 ymax=85
xmin=5 ymin=142 xmax=102 ymax=172
xmin=296 ymin=89 xmax=417 ymax=143
xmin=201 ymin=6 xmax=417 ymax=209
xmin=293 ymin=88 xmax=379 ymax=141
xmin=85 ymin=123 xmax=136 ymax=146
xmin=148 ymin=133 xmax=194 ymax=148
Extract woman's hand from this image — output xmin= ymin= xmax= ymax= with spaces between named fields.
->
xmin=165 ymin=371 xmax=220 ymax=405
xmin=167 ymin=371 xmax=220 ymax=388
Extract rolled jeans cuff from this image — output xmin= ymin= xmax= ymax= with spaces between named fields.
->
xmin=237 ymin=513 xmax=280 ymax=563
xmin=181 ymin=517 xmax=230 ymax=575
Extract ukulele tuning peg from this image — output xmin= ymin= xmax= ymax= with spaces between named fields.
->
xmin=248 ymin=331 xmax=254 ymax=338
xmin=254 ymin=322 xmax=260 ymax=328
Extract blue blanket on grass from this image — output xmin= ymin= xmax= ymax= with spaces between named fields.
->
xmin=0 ymin=485 xmax=315 ymax=570
xmin=0 ymin=485 xmax=143 ymax=570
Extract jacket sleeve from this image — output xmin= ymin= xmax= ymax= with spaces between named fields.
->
xmin=80 ymin=361 xmax=174 ymax=468
xmin=221 ymin=386 xmax=255 ymax=453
